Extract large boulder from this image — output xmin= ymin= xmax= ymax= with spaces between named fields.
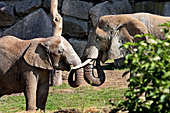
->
xmin=0 ymin=2 xmax=16 ymax=27
xmin=69 ymin=38 xmax=87 ymax=57
xmin=132 ymin=1 xmax=153 ymax=13
xmin=62 ymin=0 xmax=94 ymax=20
xmin=89 ymin=0 xmax=132 ymax=26
xmin=132 ymin=1 xmax=170 ymax=16
xmin=0 ymin=29 xmax=3 ymax=37
xmin=15 ymin=0 xmax=42 ymax=16
xmin=3 ymin=8 xmax=52 ymax=40
xmin=63 ymin=16 xmax=88 ymax=38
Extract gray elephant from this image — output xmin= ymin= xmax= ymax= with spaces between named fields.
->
xmin=0 ymin=35 xmax=85 ymax=111
xmin=82 ymin=13 xmax=170 ymax=86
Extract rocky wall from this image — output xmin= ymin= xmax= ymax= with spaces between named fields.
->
xmin=0 ymin=0 xmax=170 ymax=57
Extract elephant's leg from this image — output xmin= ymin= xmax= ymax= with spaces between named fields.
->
xmin=24 ymin=71 xmax=38 ymax=111
xmin=36 ymin=82 xmax=49 ymax=110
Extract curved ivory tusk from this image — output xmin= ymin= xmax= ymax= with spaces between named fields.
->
xmin=71 ymin=59 xmax=92 ymax=70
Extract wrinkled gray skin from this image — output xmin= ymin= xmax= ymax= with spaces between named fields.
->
xmin=82 ymin=13 xmax=170 ymax=86
xmin=0 ymin=36 xmax=83 ymax=111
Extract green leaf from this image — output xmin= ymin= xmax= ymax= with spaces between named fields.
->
xmin=141 ymin=63 xmax=150 ymax=70
xmin=121 ymin=44 xmax=129 ymax=49
xmin=160 ymin=95 xmax=167 ymax=103
xmin=134 ymin=34 xmax=143 ymax=38
xmin=150 ymin=62 xmax=156 ymax=69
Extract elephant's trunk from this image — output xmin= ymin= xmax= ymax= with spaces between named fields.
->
xmin=68 ymin=55 xmax=83 ymax=88
xmin=84 ymin=58 xmax=105 ymax=86
xmin=81 ymin=35 xmax=105 ymax=86
xmin=68 ymin=68 xmax=83 ymax=87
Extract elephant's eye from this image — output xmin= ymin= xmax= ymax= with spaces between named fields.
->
xmin=96 ymin=36 xmax=101 ymax=43
xmin=58 ymin=49 xmax=63 ymax=54
xmin=96 ymin=38 xmax=99 ymax=42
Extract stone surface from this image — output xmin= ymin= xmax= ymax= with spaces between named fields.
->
xmin=0 ymin=0 xmax=170 ymax=42
xmin=63 ymin=16 xmax=88 ymax=38
xmin=132 ymin=1 xmax=153 ymax=13
xmin=43 ymin=0 xmax=51 ymax=10
xmin=0 ymin=2 xmax=16 ymax=27
xmin=69 ymin=38 xmax=87 ymax=57
xmin=15 ymin=0 xmax=42 ymax=16
xmin=133 ymin=1 xmax=170 ymax=16
xmin=0 ymin=29 xmax=3 ymax=37
xmin=3 ymin=8 xmax=52 ymax=40
xmin=89 ymin=0 xmax=132 ymax=26
xmin=62 ymin=0 xmax=94 ymax=20
xmin=164 ymin=2 xmax=170 ymax=16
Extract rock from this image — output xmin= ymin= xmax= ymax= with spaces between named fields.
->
xmin=43 ymin=0 xmax=63 ymax=10
xmin=132 ymin=1 xmax=170 ymax=16
xmin=3 ymin=8 xmax=52 ymax=40
xmin=15 ymin=0 xmax=42 ymax=16
xmin=132 ymin=1 xmax=153 ymax=13
xmin=89 ymin=0 xmax=132 ymax=26
xmin=0 ymin=2 xmax=16 ymax=27
xmin=164 ymin=2 xmax=170 ymax=16
xmin=62 ymin=0 xmax=94 ymax=20
xmin=69 ymin=38 xmax=87 ymax=57
xmin=0 ymin=1 xmax=18 ymax=7
xmin=0 ymin=29 xmax=3 ymax=37
xmin=63 ymin=16 xmax=88 ymax=38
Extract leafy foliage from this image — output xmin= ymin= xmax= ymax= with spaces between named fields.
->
xmin=113 ymin=22 xmax=170 ymax=113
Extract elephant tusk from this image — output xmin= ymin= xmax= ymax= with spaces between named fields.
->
xmin=72 ymin=59 xmax=92 ymax=70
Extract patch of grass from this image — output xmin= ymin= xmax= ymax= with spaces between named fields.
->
xmin=105 ymin=59 xmax=114 ymax=63
xmin=0 ymin=84 xmax=127 ymax=112
xmin=46 ymin=84 xmax=127 ymax=112
xmin=51 ymin=83 xmax=71 ymax=89
xmin=0 ymin=94 xmax=25 ymax=112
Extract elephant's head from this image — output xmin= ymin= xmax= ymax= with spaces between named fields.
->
xmin=24 ymin=36 xmax=84 ymax=87
xmin=82 ymin=15 xmax=148 ymax=86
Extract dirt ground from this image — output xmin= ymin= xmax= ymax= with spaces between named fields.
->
xmin=55 ymin=66 xmax=130 ymax=113
xmin=62 ymin=63 xmax=130 ymax=89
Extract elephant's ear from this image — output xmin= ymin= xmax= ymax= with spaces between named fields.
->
xmin=108 ymin=17 xmax=148 ymax=60
xmin=122 ymin=17 xmax=148 ymax=42
xmin=24 ymin=42 xmax=53 ymax=70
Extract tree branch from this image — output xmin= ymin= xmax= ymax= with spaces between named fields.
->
xmin=50 ymin=0 xmax=63 ymax=36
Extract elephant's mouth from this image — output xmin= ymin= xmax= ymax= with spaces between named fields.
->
xmin=54 ymin=63 xmax=71 ymax=71
xmin=114 ymin=57 xmax=125 ymax=68
xmin=99 ymin=51 xmax=108 ymax=63
xmin=54 ymin=66 xmax=71 ymax=71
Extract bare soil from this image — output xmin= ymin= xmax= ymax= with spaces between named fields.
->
xmin=62 ymin=64 xmax=130 ymax=89
xmin=55 ymin=66 xmax=130 ymax=113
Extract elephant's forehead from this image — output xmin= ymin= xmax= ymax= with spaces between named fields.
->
xmin=96 ymin=27 xmax=106 ymax=35
xmin=99 ymin=15 xmax=121 ymax=24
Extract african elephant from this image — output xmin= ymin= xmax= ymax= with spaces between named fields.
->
xmin=82 ymin=13 xmax=170 ymax=86
xmin=0 ymin=35 xmax=85 ymax=111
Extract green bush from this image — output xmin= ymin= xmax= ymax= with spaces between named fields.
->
xmin=112 ymin=22 xmax=170 ymax=113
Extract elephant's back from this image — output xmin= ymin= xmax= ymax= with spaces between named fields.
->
xmin=0 ymin=36 xmax=22 ymax=43
xmin=0 ymin=36 xmax=31 ymax=54
xmin=0 ymin=36 xmax=31 ymax=74
xmin=131 ymin=13 xmax=170 ymax=39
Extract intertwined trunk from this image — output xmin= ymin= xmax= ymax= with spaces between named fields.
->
xmin=84 ymin=58 xmax=105 ymax=86
xmin=82 ymin=40 xmax=106 ymax=86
